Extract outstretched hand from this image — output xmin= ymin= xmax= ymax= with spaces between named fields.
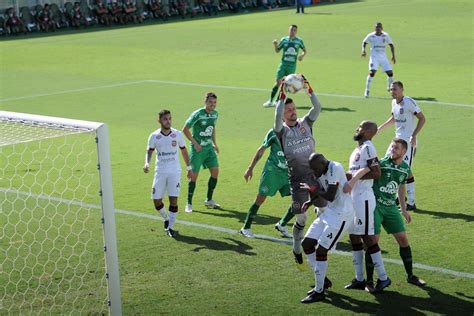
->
xmin=301 ymin=74 xmax=313 ymax=94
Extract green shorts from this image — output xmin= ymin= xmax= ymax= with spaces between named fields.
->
xmin=374 ymin=204 xmax=406 ymax=235
xmin=276 ymin=62 xmax=297 ymax=80
xmin=258 ymin=167 xmax=290 ymax=197
xmin=190 ymin=146 xmax=219 ymax=173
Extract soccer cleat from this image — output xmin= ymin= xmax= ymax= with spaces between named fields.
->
xmin=364 ymin=89 xmax=370 ymax=98
xmin=263 ymin=100 xmax=274 ymax=108
xmin=164 ymin=220 xmax=169 ymax=230
xmin=166 ymin=228 xmax=177 ymax=238
xmin=185 ymin=204 xmax=193 ymax=213
xmin=293 ymin=251 xmax=305 ymax=271
xmin=301 ymin=290 xmax=325 ymax=304
xmin=373 ymin=277 xmax=392 ymax=293
xmin=204 ymin=199 xmax=221 ymax=209
xmin=407 ymin=203 xmax=417 ymax=211
xmin=239 ymin=228 xmax=255 ymax=238
xmin=365 ymin=280 xmax=376 ymax=293
xmin=307 ymin=277 xmax=333 ymax=295
xmin=344 ymin=278 xmax=366 ymax=290
xmin=407 ymin=275 xmax=426 ymax=287
xmin=274 ymin=223 xmax=292 ymax=238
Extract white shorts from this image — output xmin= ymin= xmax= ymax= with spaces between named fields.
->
xmin=386 ymin=141 xmax=416 ymax=168
xmin=151 ymin=172 xmax=181 ymax=200
xmin=369 ymin=56 xmax=392 ymax=72
xmin=304 ymin=210 xmax=351 ymax=251
xmin=348 ymin=190 xmax=376 ymax=235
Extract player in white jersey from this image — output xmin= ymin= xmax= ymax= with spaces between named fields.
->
xmin=361 ymin=22 xmax=396 ymax=98
xmin=345 ymin=121 xmax=391 ymax=293
xmin=378 ymin=81 xmax=426 ymax=210
xmin=144 ymin=110 xmax=193 ymax=237
xmin=299 ymin=153 xmax=368 ymax=303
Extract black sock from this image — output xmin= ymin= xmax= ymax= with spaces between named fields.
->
xmin=188 ymin=181 xmax=196 ymax=204
xmin=400 ymin=246 xmax=413 ymax=278
xmin=207 ymin=177 xmax=217 ymax=201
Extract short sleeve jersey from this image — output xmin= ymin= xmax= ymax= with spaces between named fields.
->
xmin=392 ymin=96 xmax=422 ymax=141
xmin=278 ymin=36 xmax=305 ymax=64
xmin=262 ymin=129 xmax=287 ymax=171
xmin=348 ymin=140 xmax=379 ymax=194
xmin=318 ymin=161 xmax=352 ymax=215
xmin=363 ymin=31 xmax=393 ymax=58
xmin=373 ymin=156 xmax=411 ymax=207
xmin=147 ymin=128 xmax=186 ymax=173
xmin=185 ymin=108 xmax=218 ymax=147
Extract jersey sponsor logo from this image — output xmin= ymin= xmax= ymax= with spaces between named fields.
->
xmin=286 ymin=136 xmax=312 ymax=147
xmin=395 ymin=118 xmax=407 ymax=123
xmin=158 ymin=150 xmax=177 ymax=156
xmin=379 ymin=180 xmax=399 ymax=194
xmin=171 ymin=140 xmax=177 ymax=147
xmin=156 ymin=135 xmax=162 ymax=140
xmin=199 ymin=126 xmax=214 ymax=137
xmin=277 ymin=151 xmax=285 ymax=157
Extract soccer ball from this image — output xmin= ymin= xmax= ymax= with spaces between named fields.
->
xmin=284 ymin=74 xmax=305 ymax=94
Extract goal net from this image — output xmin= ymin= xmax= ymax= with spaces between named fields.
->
xmin=0 ymin=111 xmax=121 ymax=315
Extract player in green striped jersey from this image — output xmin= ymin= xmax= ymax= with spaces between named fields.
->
xmin=263 ymin=25 xmax=307 ymax=107
xmin=365 ymin=138 xmax=426 ymax=292
xmin=240 ymin=129 xmax=294 ymax=238
xmin=183 ymin=92 xmax=220 ymax=213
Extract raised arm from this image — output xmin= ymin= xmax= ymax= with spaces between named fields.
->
xmin=274 ymin=84 xmax=286 ymax=133
xmin=344 ymin=167 xmax=370 ymax=193
xmin=302 ymin=76 xmax=322 ymax=125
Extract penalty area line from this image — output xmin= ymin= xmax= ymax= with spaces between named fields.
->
xmin=2 ymin=188 xmax=473 ymax=280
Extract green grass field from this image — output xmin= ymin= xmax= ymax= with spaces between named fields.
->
xmin=1 ymin=0 xmax=473 ymax=314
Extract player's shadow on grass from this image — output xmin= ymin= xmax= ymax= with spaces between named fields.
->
xmin=174 ymin=234 xmax=256 ymax=256
xmin=296 ymin=106 xmax=355 ymax=112
xmin=415 ymin=208 xmax=474 ymax=222
xmin=335 ymin=240 xmax=388 ymax=254
xmin=325 ymin=286 xmax=472 ymax=314
xmin=192 ymin=208 xmax=283 ymax=226
xmin=413 ymin=97 xmax=438 ymax=102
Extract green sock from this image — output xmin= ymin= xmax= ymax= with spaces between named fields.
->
xmin=365 ymin=250 xmax=374 ymax=282
xmin=269 ymin=85 xmax=278 ymax=102
xmin=243 ymin=203 xmax=259 ymax=229
xmin=399 ymin=246 xmax=413 ymax=278
xmin=279 ymin=206 xmax=294 ymax=226
xmin=207 ymin=177 xmax=217 ymax=201
xmin=188 ymin=181 xmax=196 ymax=204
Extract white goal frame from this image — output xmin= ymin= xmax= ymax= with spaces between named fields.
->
xmin=0 ymin=111 xmax=122 ymax=315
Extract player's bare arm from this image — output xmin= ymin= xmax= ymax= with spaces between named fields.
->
xmin=361 ymin=42 xmax=367 ymax=57
xmin=273 ymin=39 xmax=280 ymax=53
xmin=212 ymin=126 xmax=219 ymax=154
xmin=389 ymin=43 xmax=396 ymax=64
xmin=410 ymin=112 xmax=426 ymax=147
xmin=183 ymin=125 xmax=201 ymax=152
xmin=377 ymin=116 xmax=395 ymax=134
xmin=180 ymin=146 xmax=193 ymax=180
xmin=344 ymin=167 xmax=370 ymax=193
xmin=361 ymin=157 xmax=381 ymax=180
xmin=244 ymin=146 xmax=266 ymax=182
xmin=143 ymin=148 xmax=154 ymax=173
xmin=298 ymin=47 xmax=307 ymax=61
xmin=398 ymin=183 xmax=411 ymax=223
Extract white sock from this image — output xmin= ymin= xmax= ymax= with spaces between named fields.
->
xmin=407 ymin=181 xmax=415 ymax=205
xmin=352 ymin=250 xmax=365 ymax=281
xmin=371 ymin=251 xmax=388 ymax=281
xmin=365 ymin=75 xmax=373 ymax=91
xmin=168 ymin=212 xmax=177 ymax=229
xmin=315 ymin=259 xmax=328 ymax=293
xmin=306 ymin=252 xmax=317 ymax=271
xmin=159 ymin=208 xmax=169 ymax=221
xmin=387 ymin=76 xmax=394 ymax=90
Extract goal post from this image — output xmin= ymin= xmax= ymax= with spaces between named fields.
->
xmin=0 ymin=111 xmax=122 ymax=315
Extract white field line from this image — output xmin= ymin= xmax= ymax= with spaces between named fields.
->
xmin=2 ymin=187 xmax=474 ymax=280
xmin=0 ymin=79 xmax=472 ymax=108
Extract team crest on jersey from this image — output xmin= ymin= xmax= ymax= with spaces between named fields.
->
xmin=156 ymin=135 xmax=162 ymax=140
xmin=171 ymin=133 xmax=176 ymax=138
xmin=201 ymin=120 xmax=207 ymax=126
xmin=300 ymin=127 xmax=307 ymax=134
xmin=171 ymin=140 xmax=177 ymax=147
